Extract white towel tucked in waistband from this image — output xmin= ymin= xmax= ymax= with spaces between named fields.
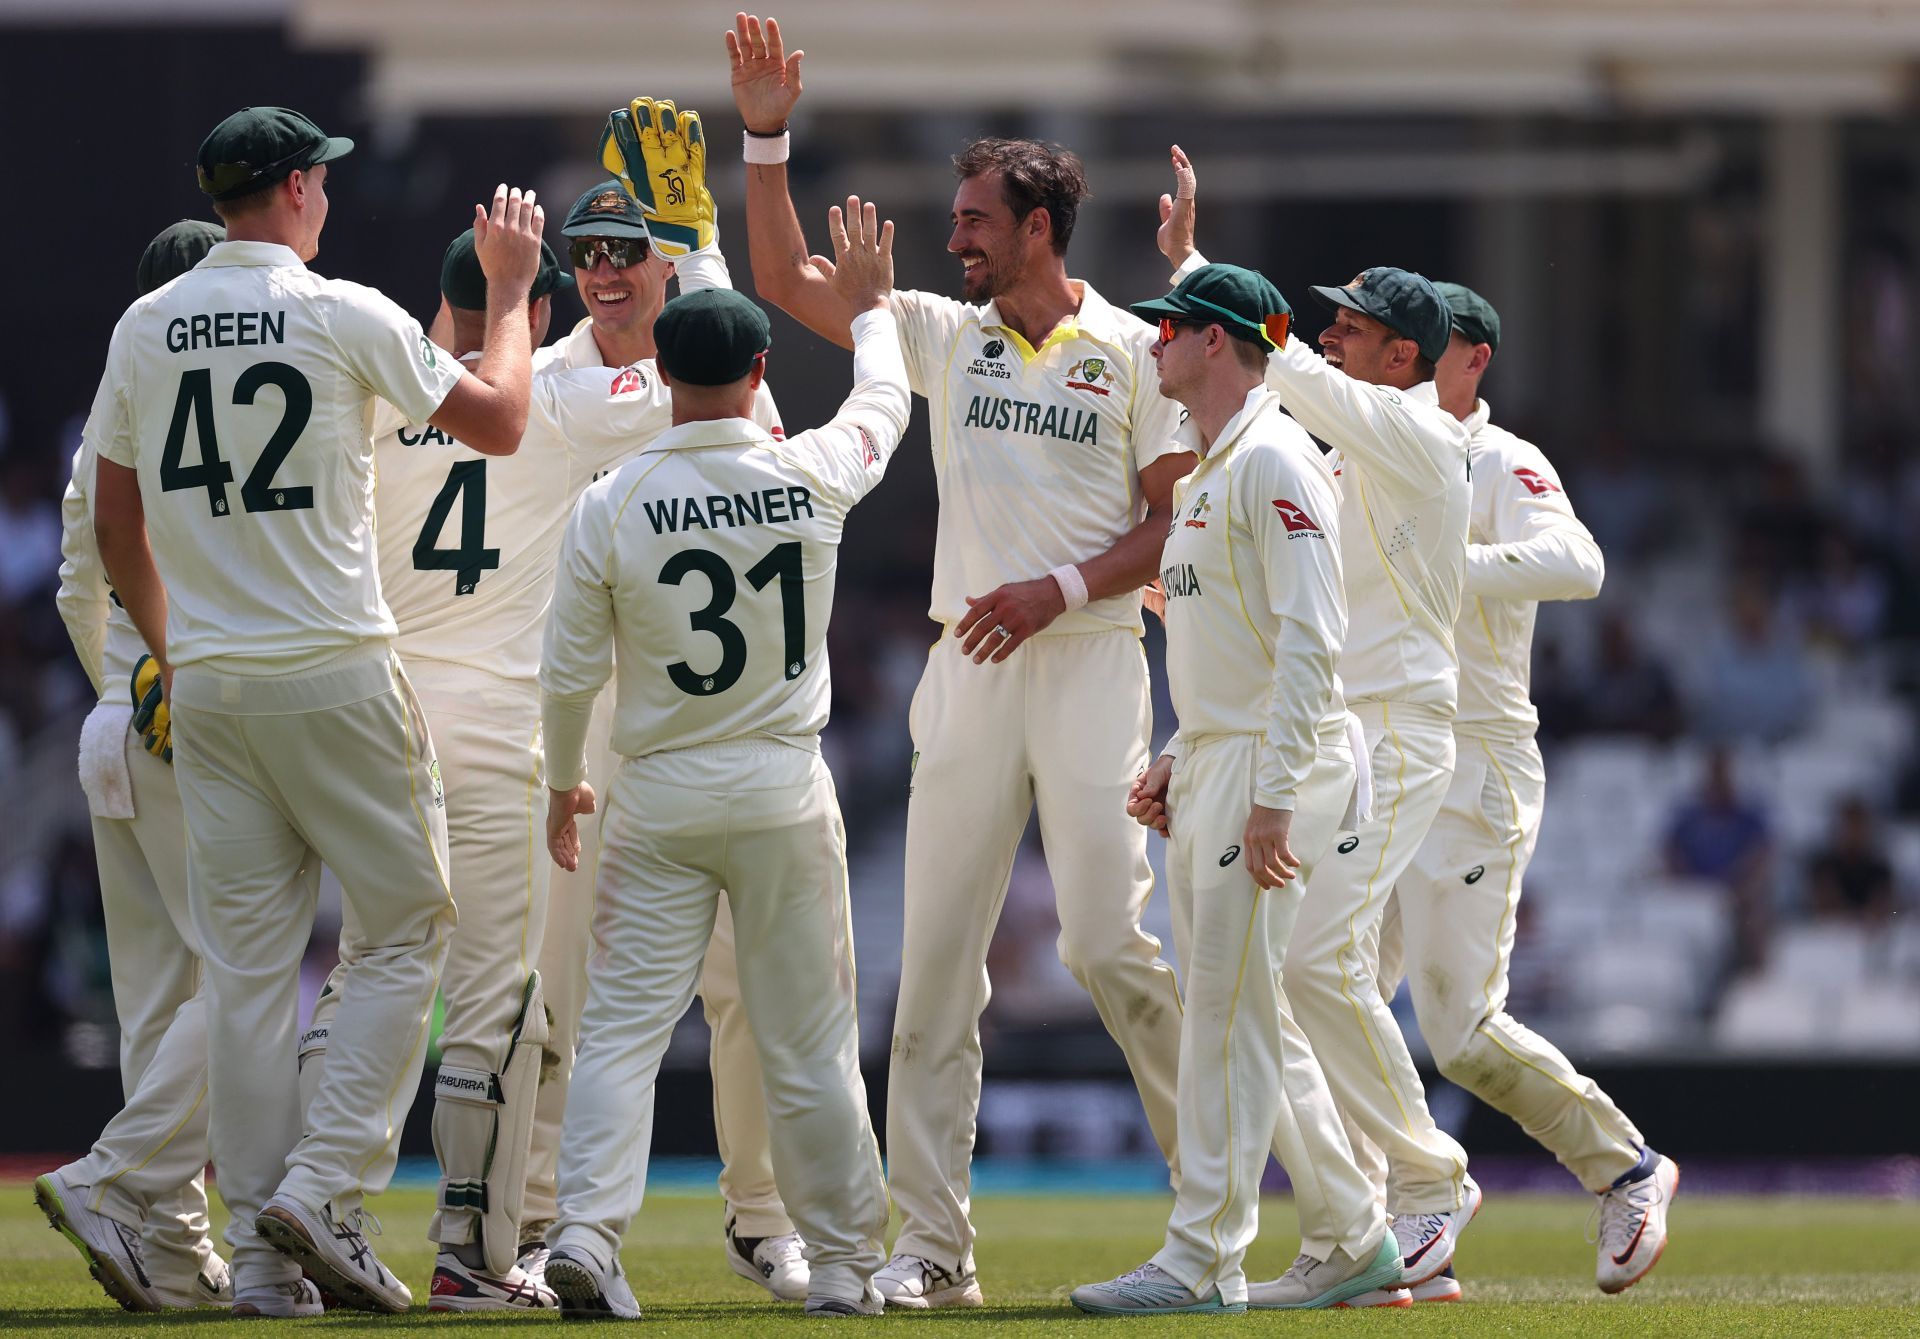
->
xmin=78 ymin=702 xmax=136 ymax=821
xmin=1341 ymin=710 xmax=1374 ymax=830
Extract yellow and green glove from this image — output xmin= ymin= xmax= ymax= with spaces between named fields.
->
xmin=130 ymin=652 xmax=172 ymax=764
xmin=599 ymin=97 xmax=715 ymax=259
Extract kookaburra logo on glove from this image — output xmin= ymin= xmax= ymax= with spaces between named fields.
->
xmin=661 ymin=169 xmax=687 ymax=207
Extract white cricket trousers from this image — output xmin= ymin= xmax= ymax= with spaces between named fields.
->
xmin=552 ymin=739 xmax=887 ymax=1305
xmin=1150 ymin=732 xmax=1385 ymax=1307
xmin=526 ymin=685 xmax=789 ymax=1240
xmin=62 ymin=713 xmax=216 ymax=1278
xmin=889 ymin=629 xmax=1183 ymax=1272
xmin=1283 ymin=701 xmax=1471 ymax=1215
xmin=1382 ymin=734 xmax=1644 ymax=1192
xmin=171 ymin=642 xmax=454 ymax=1289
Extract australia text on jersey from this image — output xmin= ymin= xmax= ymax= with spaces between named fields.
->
xmin=962 ymin=394 xmax=1100 ymax=444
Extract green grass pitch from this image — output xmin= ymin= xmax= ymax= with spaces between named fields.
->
xmin=3 ymin=1182 xmax=1917 ymax=1336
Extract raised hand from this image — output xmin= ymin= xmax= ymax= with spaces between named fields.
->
xmin=472 ymin=183 xmax=544 ymax=293
xmin=819 ymin=195 xmax=894 ymax=313
xmin=1156 ymin=144 xmax=1197 ymax=268
xmin=726 ymin=13 xmax=804 ymax=134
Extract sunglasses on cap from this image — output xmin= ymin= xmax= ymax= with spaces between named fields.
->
xmin=1158 ymin=302 xmax=1290 ymax=350
xmin=569 ymin=237 xmax=650 ymax=270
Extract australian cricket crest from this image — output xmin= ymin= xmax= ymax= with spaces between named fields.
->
xmin=1182 ymin=491 xmax=1212 ymax=529
xmin=1065 ymin=356 xmax=1114 ymax=396
xmin=429 ymin=758 xmax=446 ymax=808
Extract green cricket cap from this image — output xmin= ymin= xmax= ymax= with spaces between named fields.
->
xmin=561 ymin=179 xmax=653 ymax=241
xmin=654 ymin=289 xmax=772 ymax=386
xmin=197 ymin=106 xmax=354 ymax=202
xmin=1433 ymin=281 xmax=1500 ymax=354
xmin=1130 ymin=263 xmax=1292 ymax=348
xmin=137 ymin=220 xmax=225 ymax=297
xmin=439 ymin=228 xmax=573 ymax=312
xmin=1309 ymin=266 xmax=1453 ymax=364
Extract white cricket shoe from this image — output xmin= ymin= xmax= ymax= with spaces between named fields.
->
xmin=255 ymin=1195 xmax=410 ymax=1313
xmin=1247 ymin=1234 xmax=1405 ymax=1309
xmin=1391 ymin=1177 xmax=1482 ymax=1285
xmin=231 ymin=1279 xmax=325 ymax=1318
xmin=1595 ymin=1153 xmax=1679 ymax=1293
xmin=724 ymin=1219 xmax=809 ymax=1301
xmin=805 ymin=1289 xmax=885 ymax=1316
xmin=1336 ymin=1263 xmax=1461 ymax=1308
xmin=517 ymin=1240 xmax=552 ymax=1288
xmin=544 ymin=1245 xmax=642 ymax=1320
xmin=151 ymin=1247 xmax=233 ymax=1309
xmin=873 ymin=1252 xmax=984 ymax=1309
xmin=33 ymin=1170 xmax=161 ymax=1311
xmin=1071 ymin=1261 xmax=1243 ymax=1314
xmin=428 ymin=1250 xmax=559 ymax=1311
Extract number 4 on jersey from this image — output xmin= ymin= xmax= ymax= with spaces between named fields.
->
xmin=413 ymin=460 xmax=501 ymax=595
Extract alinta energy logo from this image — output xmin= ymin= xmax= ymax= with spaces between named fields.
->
xmin=1272 ymin=498 xmax=1325 ymax=538
xmin=967 ymin=337 xmax=1010 ymax=381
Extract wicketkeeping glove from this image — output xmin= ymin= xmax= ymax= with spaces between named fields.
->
xmin=599 ymin=97 xmax=716 ymax=259
xmin=130 ymin=652 xmax=172 ymax=764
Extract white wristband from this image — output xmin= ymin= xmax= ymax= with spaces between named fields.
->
xmin=742 ymin=130 xmax=790 ymax=165
xmin=1048 ymin=563 xmax=1089 ymax=613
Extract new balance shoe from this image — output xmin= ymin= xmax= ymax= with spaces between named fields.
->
xmin=255 ymin=1195 xmax=410 ymax=1313
xmin=1071 ymin=1261 xmax=1244 ymax=1315
xmin=804 ymin=1290 xmax=884 ymax=1316
xmin=724 ymin=1219 xmax=809 ymax=1301
xmin=1392 ymin=1177 xmax=1482 ymax=1285
xmin=151 ymin=1248 xmax=233 ymax=1309
xmin=1248 ymin=1234 xmax=1405 ymax=1309
xmin=1336 ymin=1265 xmax=1460 ymax=1308
xmin=1595 ymin=1152 xmax=1679 ymax=1293
xmin=873 ymin=1252 xmax=983 ymax=1309
xmin=544 ymin=1245 xmax=642 ymax=1320
xmin=33 ymin=1170 xmax=161 ymax=1311
xmin=231 ymin=1279 xmax=325 ymax=1318
xmin=428 ymin=1250 xmax=559 ymax=1312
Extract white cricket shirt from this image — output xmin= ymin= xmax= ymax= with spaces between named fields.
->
xmin=92 ymin=241 xmax=464 ymax=673
xmin=892 ymin=282 xmax=1185 ymax=634
xmin=1158 ymin=387 xmax=1349 ymax=810
xmin=1453 ymin=400 xmax=1604 ymax=740
xmin=57 ymin=436 xmax=146 ymax=700
xmin=1263 ymin=337 xmax=1472 ymax=713
xmin=540 ymin=308 xmax=908 ymax=785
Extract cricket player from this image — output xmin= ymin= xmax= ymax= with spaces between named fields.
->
xmin=88 ymin=105 xmax=545 ymax=1315
xmin=1163 ymin=151 xmax=1480 ymax=1290
xmin=537 ymin=198 xmax=902 ymax=1320
xmin=1352 ymin=284 xmax=1675 ymax=1298
xmin=729 ymin=17 xmax=1189 ymax=1304
xmin=1070 ymin=264 xmax=1402 ymax=1313
xmin=36 ymin=221 xmax=232 ymax=1315
xmin=518 ymin=152 xmax=810 ymax=1298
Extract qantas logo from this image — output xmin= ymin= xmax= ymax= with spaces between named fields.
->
xmin=858 ymin=425 xmax=879 ymax=468
xmin=1514 ymin=467 xmax=1561 ymax=496
xmin=1272 ymin=498 xmax=1325 ymax=537
xmin=610 ymin=366 xmax=648 ymax=397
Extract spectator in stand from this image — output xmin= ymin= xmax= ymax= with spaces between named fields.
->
xmin=1694 ymin=579 xmax=1813 ymax=744
xmin=1578 ymin=612 xmax=1681 ymax=741
xmin=1795 ymin=534 xmax=1890 ymax=653
xmin=1570 ymin=431 xmax=1666 ymax=564
xmin=1734 ymin=455 xmax=1826 ymax=587
xmin=1666 ymin=748 xmax=1774 ymax=970
xmin=1807 ymin=795 xmax=1897 ymax=926
xmin=0 ymin=453 xmax=63 ymax=607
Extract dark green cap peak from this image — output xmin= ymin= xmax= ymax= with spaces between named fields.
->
xmin=1309 ymin=266 xmax=1453 ymax=364
xmin=1433 ymin=281 xmax=1500 ymax=354
xmin=439 ymin=227 xmax=573 ymax=312
xmin=561 ymin=179 xmax=653 ymax=241
xmin=137 ymin=220 xmax=225 ymax=297
xmin=654 ymin=289 xmax=772 ymax=386
xmin=197 ymin=107 xmax=353 ymax=202
xmin=1129 ymin=263 xmax=1292 ymax=348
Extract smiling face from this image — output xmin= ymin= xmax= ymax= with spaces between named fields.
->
xmin=948 ymin=171 xmax=1041 ymax=302
xmin=574 ymin=238 xmax=675 ymax=341
xmin=1317 ymin=304 xmax=1410 ymax=386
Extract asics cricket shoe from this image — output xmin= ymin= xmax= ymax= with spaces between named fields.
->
xmin=1336 ymin=1264 xmax=1460 ymax=1308
xmin=1595 ymin=1152 xmax=1679 ymax=1293
xmin=231 ymin=1279 xmax=325 ymax=1318
xmin=873 ymin=1252 xmax=983 ymax=1309
xmin=255 ymin=1195 xmax=410 ymax=1313
xmin=544 ymin=1245 xmax=642 ymax=1320
xmin=1392 ymin=1176 xmax=1482 ymax=1285
xmin=428 ymin=1250 xmax=559 ymax=1311
xmin=725 ymin=1218 xmax=809 ymax=1301
xmin=804 ymin=1289 xmax=884 ymax=1315
xmin=1071 ymin=1261 xmax=1244 ymax=1315
xmin=33 ymin=1170 xmax=161 ymax=1311
xmin=1248 ymin=1234 xmax=1405 ymax=1309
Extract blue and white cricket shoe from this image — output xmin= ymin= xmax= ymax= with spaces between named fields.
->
xmin=544 ymin=1244 xmax=642 ymax=1321
xmin=1070 ymin=1261 xmax=1244 ymax=1315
